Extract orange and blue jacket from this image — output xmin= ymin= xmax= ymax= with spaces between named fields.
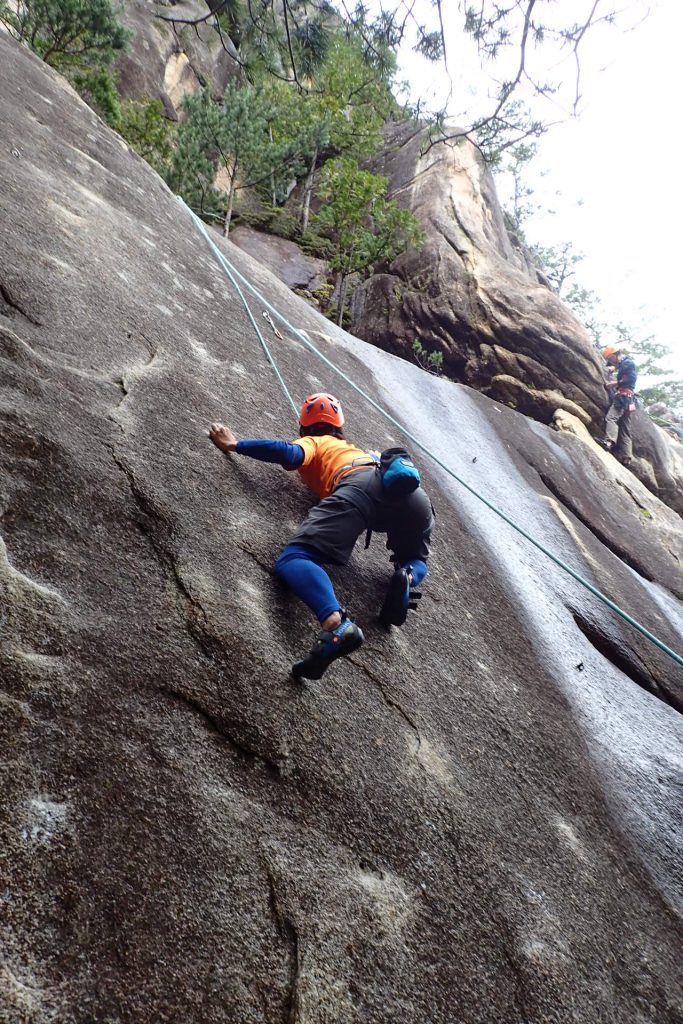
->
xmin=234 ymin=435 xmax=378 ymax=498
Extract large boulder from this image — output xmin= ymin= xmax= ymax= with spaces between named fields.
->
xmin=351 ymin=123 xmax=683 ymax=516
xmin=116 ymin=0 xmax=239 ymax=115
xmin=626 ymin=412 xmax=683 ymax=515
xmin=1 ymin=36 xmax=682 ymax=1023
xmin=230 ymin=225 xmax=328 ymax=293
xmin=351 ymin=124 xmax=608 ymax=427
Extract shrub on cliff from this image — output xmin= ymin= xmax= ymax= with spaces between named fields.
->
xmin=117 ymin=98 xmax=175 ymax=174
xmin=0 ymin=0 xmax=129 ymax=122
xmin=311 ymin=157 xmax=424 ymax=325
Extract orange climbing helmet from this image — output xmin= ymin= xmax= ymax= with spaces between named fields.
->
xmin=299 ymin=393 xmax=344 ymax=429
xmin=602 ymin=345 xmax=625 ymax=360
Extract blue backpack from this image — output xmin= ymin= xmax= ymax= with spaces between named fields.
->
xmin=379 ymin=447 xmax=421 ymax=498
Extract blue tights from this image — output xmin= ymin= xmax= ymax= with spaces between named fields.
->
xmin=274 ymin=544 xmax=428 ymax=625
xmin=274 ymin=544 xmax=341 ymax=623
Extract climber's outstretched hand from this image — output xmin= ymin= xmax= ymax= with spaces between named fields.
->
xmin=209 ymin=422 xmax=237 ymax=453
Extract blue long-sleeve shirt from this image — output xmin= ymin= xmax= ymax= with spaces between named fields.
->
xmin=236 ymin=438 xmax=304 ymax=468
xmin=617 ymin=357 xmax=637 ymax=391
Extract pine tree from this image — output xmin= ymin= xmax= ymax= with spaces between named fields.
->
xmin=0 ymin=0 xmax=128 ymax=66
xmin=166 ymin=94 xmax=227 ymax=223
xmin=117 ymin=99 xmax=175 ymax=174
xmin=168 ymin=85 xmax=286 ymax=236
xmin=312 ymin=157 xmax=423 ymax=324
xmin=0 ymin=0 xmax=129 ymax=123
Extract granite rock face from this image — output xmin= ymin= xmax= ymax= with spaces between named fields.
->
xmin=116 ymin=0 xmax=238 ymax=115
xmin=1 ymin=37 xmax=683 ymax=1024
xmin=230 ymin=225 xmax=328 ymax=293
xmin=352 ymin=125 xmax=608 ymax=427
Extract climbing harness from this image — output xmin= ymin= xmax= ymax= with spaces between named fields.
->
xmin=182 ymin=199 xmax=683 ymax=672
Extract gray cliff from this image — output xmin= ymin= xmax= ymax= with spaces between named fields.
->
xmin=1 ymin=35 xmax=682 ymax=1024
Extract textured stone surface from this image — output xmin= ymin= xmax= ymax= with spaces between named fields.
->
xmin=1 ymin=37 xmax=683 ymax=1024
xmin=230 ymin=225 xmax=328 ymax=292
xmin=351 ymin=125 xmax=608 ymax=426
xmin=116 ymin=0 xmax=238 ymax=115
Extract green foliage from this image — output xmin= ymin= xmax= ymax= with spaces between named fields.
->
xmin=618 ymin=329 xmax=683 ymax=412
xmin=150 ymin=7 xmax=401 ymax=236
xmin=116 ymin=99 xmax=175 ymax=172
xmin=313 ymin=157 xmax=422 ymax=275
xmin=476 ymin=101 xmax=546 ymax=166
xmin=639 ymin=380 xmax=683 ymax=411
xmin=164 ymin=92 xmax=228 ymax=223
xmin=167 ymin=85 xmax=285 ymax=235
xmin=220 ymin=0 xmax=334 ymax=84
xmin=309 ymin=281 xmax=334 ymax=310
xmin=412 ymin=338 xmax=443 ymax=374
xmin=315 ymin=34 xmax=397 ymax=158
xmin=214 ymin=0 xmax=245 ymax=49
xmin=291 ymin=5 xmax=334 ymax=78
xmin=531 ymin=242 xmax=584 ymax=295
xmin=618 ymin=327 xmax=670 ymax=377
xmin=72 ymin=65 xmax=121 ymax=123
xmin=0 ymin=0 xmax=128 ymax=70
xmin=0 ymin=0 xmax=129 ymax=123
xmin=311 ymin=156 xmax=423 ymax=323
xmin=257 ymin=80 xmax=331 ymax=206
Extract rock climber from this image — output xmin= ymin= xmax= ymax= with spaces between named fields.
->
xmin=599 ymin=345 xmax=638 ymax=463
xmin=208 ymin=393 xmax=434 ymax=680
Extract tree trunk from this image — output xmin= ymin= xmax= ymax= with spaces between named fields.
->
xmin=300 ymin=147 xmax=317 ymax=233
xmin=223 ymin=162 xmax=237 ymax=238
xmin=269 ymin=126 xmax=276 ymax=207
xmin=337 ymin=273 xmax=347 ymax=326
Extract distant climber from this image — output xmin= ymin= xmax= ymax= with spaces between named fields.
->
xmin=599 ymin=345 xmax=638 ymax=463
xmin=209 ymin=393 xmax=434 ymax=680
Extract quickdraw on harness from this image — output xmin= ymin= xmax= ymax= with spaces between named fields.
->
xmin=616 ymin=387 xmax=637 ymax=414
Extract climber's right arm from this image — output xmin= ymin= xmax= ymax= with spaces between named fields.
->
xmin=208 ymin=423 xmax=304 ymax=469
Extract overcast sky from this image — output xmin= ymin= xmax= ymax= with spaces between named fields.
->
xmin=387 ymin=0 xmax=682 ymax=379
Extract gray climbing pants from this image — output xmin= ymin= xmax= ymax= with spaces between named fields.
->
xmin=605 ymin=397 xmax=633 ymax=459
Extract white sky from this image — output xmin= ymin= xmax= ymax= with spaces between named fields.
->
xmin=385 ymin=0 xmax=683 ymax=380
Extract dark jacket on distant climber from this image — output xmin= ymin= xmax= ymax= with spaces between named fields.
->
xmin=616 ymin=356 xmax=637 ymax=392
xmin=602 ymin=348 xmax=638 ymax=461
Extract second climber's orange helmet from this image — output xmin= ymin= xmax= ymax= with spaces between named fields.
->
xmin=299 ymin=393 xmax=344 ymax=429
xmin=602 ymin=345 xmax=625 ymax=360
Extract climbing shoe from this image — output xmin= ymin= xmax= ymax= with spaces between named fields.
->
xmin=379 ymin=568 xmax=421 ymax=628
xmin=597 ymin=438 xmax=613 ymax=451
xmin=292 ymin=616 xmax=364 ymax=681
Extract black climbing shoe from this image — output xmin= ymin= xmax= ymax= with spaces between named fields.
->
xmin=292 ymin=617 xmax=364 ymax=681
xmin=379 ymin=568 xmax=421 ymax=628
xmin=597 ymin=438 xmax=614 ymax=452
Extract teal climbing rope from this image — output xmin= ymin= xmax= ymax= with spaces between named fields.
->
xmin=195 ymin=221 xmax=298 ymax=418
xmin=182 ymin=199 xmax=683 ymax=672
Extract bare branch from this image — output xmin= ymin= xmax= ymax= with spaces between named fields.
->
xmin=434 ymin=0 xmax=447 ymax=72
xmin=281 ymin=0 xmax=303 ymax=88
xmin=568 ymin=0 xmax=602 ymax=114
